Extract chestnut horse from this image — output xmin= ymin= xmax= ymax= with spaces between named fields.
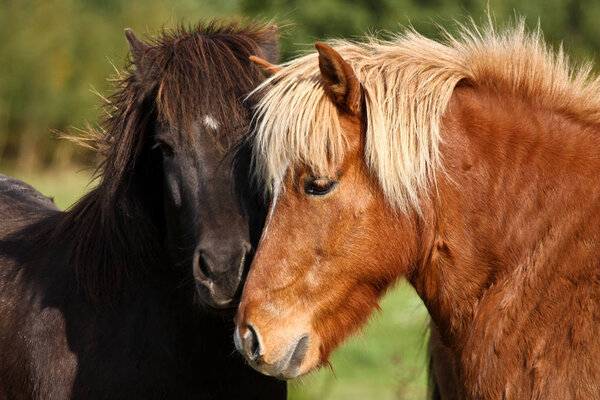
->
xmin=236 ymin=23 xmax=600 ymax=399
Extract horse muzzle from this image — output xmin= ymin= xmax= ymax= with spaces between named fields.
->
xmin=193 ymin=242 xmax=251 ymax=309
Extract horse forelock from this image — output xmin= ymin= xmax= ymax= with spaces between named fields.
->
xmin=150 ymin=22 xmax=272 ymax=145
xmin=252 ymin=18 xmax=600 ymax=215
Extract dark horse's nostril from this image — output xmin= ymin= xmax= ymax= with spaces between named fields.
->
xmin=195 ymin=252 xmax=213 ymax=282
xmin=246 ymin=324 xmax=261 ymax=362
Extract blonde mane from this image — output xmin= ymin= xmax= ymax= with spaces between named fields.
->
xmin=251 ymin=20 xmax=600 ymax=213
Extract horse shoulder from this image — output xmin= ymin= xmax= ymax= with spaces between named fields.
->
xmin=432 ymin=85 xmax=600 ymax=398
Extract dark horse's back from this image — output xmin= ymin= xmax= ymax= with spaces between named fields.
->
xmin=0 ymin=174 xmax=58 ymax=216
xmin=0 ymin=175 xmax=66 ymax=399
xmin=0 ymin=176 xmax=95 ymax=400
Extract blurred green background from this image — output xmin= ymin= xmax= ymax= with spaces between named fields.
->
xmin=2 ymin=0 xmax=599 ymax=398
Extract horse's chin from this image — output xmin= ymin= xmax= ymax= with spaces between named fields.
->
xmin=194 ymin=284 xmax=239 ymax=315
xmin=243 ymin=343 xmax=321 ymax=380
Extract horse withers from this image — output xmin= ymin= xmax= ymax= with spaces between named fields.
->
xmin=0 ymin=22 xmax=285 ymax=399
xmin=236 ymin=23 xmax=600 ymax=399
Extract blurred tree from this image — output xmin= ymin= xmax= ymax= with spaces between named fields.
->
xmin=0 ymin=0 xmax=243 ymax=171
xmin=1 ymin=0 xmax=599 ymax=170
xmin=241 ymin=0 xmax=600 ymax=61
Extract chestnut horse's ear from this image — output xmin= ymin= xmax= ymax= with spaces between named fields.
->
xmin=315 ymin=42 xmax=361 ymax=116
xmin=125 ymin=28 xmax=151 ymax=70
xmin=249 ymin=55 xmax=283 ymax=78
xmin=258 ymin=25 xmax=279 ymax=64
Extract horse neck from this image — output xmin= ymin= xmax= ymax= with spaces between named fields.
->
xmin=411 ymin=84 xmax=600 ymax=366
xmin=57 ymin=175 xmax=169 ymax=301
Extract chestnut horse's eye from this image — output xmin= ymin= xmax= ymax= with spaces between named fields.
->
xmin=304 ymin=177 xmax=338 ymax=196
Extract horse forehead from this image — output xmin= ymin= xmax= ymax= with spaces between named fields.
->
xmin=339 ymin=109 xmax=363 ymax=141
xmin=175 ymin=115 xmax=222 ymax=146
xmin=189 ymin=117 xmax=234 ymax=171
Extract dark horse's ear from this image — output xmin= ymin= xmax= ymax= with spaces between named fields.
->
xmin=315 ymin=42 xmax=361 ymax=116
xmin=258 ymin=25 xmax=279 ymax=64
xmin=125 ymin=28 xmax=151 ymax=72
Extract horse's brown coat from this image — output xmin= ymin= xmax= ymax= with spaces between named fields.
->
xmin=417 ymin=85 xmax=600 ymax=398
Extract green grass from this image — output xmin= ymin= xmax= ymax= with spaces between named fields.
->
xmin=2 ymin=167 xmax=430 ymax=399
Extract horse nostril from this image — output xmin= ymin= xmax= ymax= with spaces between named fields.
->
xmin=244 ymin=324 xmax=262 ymax=362
xmin=248 ymin=325 xmax=260 ymax=359
xmin=287 ymin=335 xmax=309 ymax=372
xmin=194 ymin=252 xmax=213 ymax=282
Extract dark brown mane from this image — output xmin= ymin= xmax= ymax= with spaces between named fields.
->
xmin=53 ymin=21 xmax=272 ymax=300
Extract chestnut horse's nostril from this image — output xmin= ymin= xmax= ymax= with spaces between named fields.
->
xmin=284 ymin=334 xmax=309 ymax=376
xmin=248 ymin=325 xmax=260 ymax=359
xmin=236 ymin=327 xmax=311 ymax=378
xmin=243 ymin=324 xmax=262 ymax=362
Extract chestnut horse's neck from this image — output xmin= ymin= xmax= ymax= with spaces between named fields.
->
xmin=408 ymin=84 xmax=600 ymax=398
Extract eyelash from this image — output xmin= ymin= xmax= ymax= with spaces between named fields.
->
xmin=303 ymin=177 xmax=338 ymax=196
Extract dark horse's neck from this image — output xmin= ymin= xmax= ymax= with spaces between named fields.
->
xmin=409 ymin=85 xmax=600 ymax=398
xmin=49 ymin=163 xmax=171 ymax=302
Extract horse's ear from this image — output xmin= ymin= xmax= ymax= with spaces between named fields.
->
xmin=125 ymin=28 xmax=151 ymax=70
xmin=250 ymin=55 xmax=283 ymax=78
xmin=315 ymin=42 xmax=361 ymax=116
xmin=258 ymin=25 xmax=279 ymax=64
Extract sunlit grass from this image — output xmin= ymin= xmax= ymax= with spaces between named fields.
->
xmin=1 ymin=166 xmax=430 ymax=399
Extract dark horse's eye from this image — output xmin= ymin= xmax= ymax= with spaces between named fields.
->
xmin=304 ymin=177 xmax=338 ymax=196
xmin=153 ymin=140 xmax=174 ymax=157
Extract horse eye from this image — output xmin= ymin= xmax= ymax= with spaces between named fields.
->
xmin=304 ymin=177 xmax=338 ymax=196
xmin=153 ymin=140 xmax=174 ymax=157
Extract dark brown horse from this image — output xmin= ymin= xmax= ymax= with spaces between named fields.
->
xmin=235 ymin=23 xmax=600 ymax=399
xmin=0 ymin=22 xmax=286 ymax=399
